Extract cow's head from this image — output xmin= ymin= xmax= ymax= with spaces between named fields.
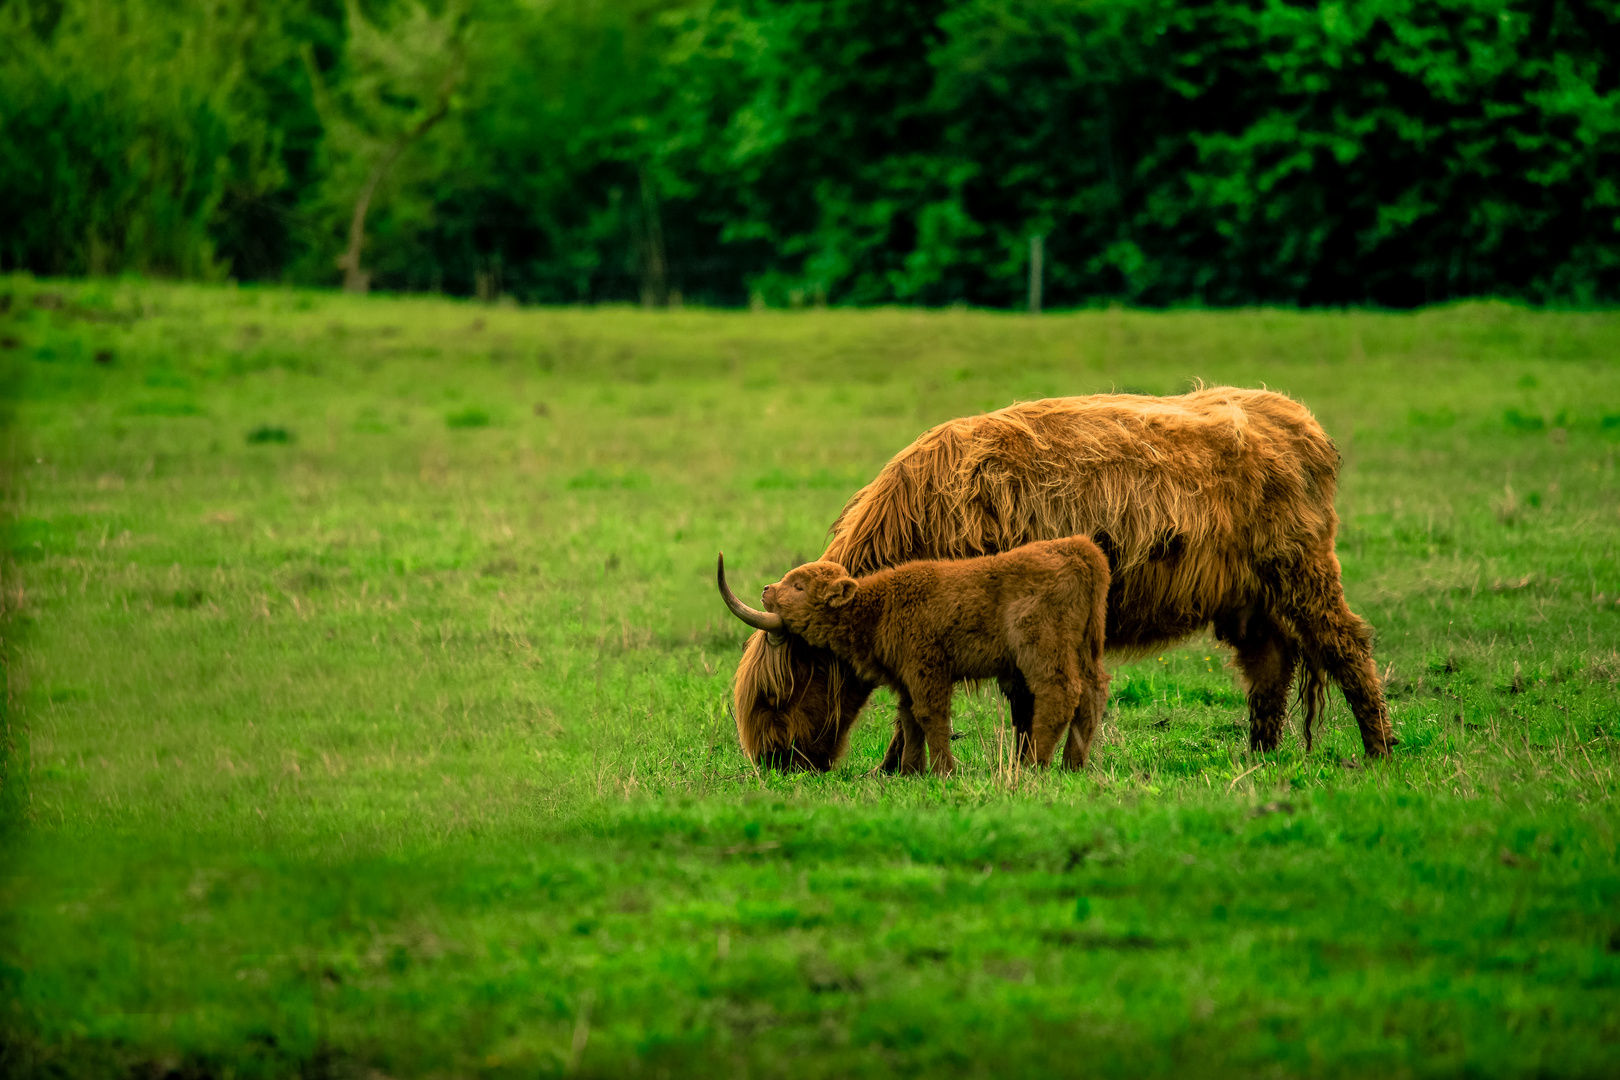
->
xmin=717 ymin=554 xmax=873 ymax=770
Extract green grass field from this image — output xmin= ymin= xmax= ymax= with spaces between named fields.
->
xmin=1 ymin=278 xmax=1618 ymax=1078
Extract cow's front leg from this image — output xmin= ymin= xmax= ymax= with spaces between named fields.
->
xmin=998 ymin=672 xmax=1036 ymax=760
xmin=878 ymin=719 xmax=905 ymax=773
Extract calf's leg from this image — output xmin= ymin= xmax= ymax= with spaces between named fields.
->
xmin=1027 ymin=684 xmax=1082 ymax=766
xmin=905 ymin=682 xmax=957 ymax=776
xmin=1062 ymin=652 xmax=1110 ymax=770
xmin=1010 ymin=668 xmax=1108 ymax=770
xmin=1062 ymin=628 xmax=1114 ymax=773
xmin=1020 ymin=643 xmax=1083 ymax=766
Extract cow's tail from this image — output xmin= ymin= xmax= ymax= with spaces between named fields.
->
xmin=1299 ymin=661 xmax=1329 ymax=752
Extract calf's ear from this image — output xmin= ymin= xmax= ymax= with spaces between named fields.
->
xmin=826 ymin=576 xmax=858 ymax=608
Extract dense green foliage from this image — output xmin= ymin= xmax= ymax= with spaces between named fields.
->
xmin=4 ymin=0 xmax=1619 ymax=306
xmin=1 ymin=280 xmax=1618 ymax=1075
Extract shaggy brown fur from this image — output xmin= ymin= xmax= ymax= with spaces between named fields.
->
xmin=748 ymin=538 xmax=1111 ymax=774
xmin=732 ymin=387 xmax=1395 ymax=771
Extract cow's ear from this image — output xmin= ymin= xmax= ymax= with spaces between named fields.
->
xmin=826 ymin=577 xmax=857 ymax=608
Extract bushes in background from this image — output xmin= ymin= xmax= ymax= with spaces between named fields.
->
xmin=2 ymin=0 xmax=1616 ymax=306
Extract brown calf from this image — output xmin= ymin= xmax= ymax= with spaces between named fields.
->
xmin=718 ymin=537 xmax=1110 ymax=775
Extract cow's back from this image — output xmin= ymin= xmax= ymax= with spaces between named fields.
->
xmin=823 ymin=388 xmax=1340 ymax=656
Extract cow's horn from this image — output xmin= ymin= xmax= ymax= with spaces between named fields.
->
xmin=717 ymin=553 xmax=785 ymax=634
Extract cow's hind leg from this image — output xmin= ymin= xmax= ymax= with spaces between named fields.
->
xmin=1218 ymin=609 xmax=1300 ymax=754
xmin=1281 ymin=552 xmax=1396 ymax=758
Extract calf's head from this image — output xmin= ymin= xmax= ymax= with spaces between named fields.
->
xmin=762 ymin=562 xmax=858 ymax=639
xmin=717 ymin=555 xmax=857 ymax=646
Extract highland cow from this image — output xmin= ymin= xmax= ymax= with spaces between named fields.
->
xmin=717 ymin=537 xmax=1111 ymax=774
xmin=729 ymin=388 xmax=1395 ymax=772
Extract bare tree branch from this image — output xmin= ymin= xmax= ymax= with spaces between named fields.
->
xmin=304 ymin=3 xmax=465 ymax=293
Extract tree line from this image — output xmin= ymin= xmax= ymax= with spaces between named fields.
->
xmin=3 ymin=0 xmax=1617 ymax=308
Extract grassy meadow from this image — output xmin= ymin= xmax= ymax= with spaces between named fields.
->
xmin=1 ymin=278 xmax=1619 ymax=1077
